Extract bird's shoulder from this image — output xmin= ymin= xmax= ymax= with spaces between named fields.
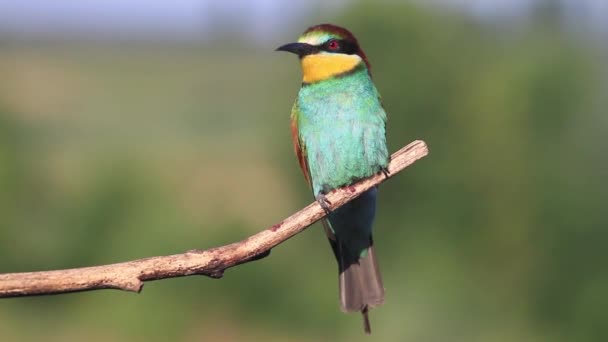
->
xmin=290 ymin=103 xmax=311 ymax=185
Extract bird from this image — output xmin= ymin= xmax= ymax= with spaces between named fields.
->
xmin=276 ymin=24 xmax=389 ymax=334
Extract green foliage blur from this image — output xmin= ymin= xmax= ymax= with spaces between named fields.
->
xmin=1 ymin=2 xmax=607 ymax=341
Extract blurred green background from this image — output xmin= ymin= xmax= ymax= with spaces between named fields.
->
xmin=1 ymin=1 xmax=607 ymax=341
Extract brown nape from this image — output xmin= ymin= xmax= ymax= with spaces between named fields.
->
xmin=302 ymin=23 xmax=372 ymax=73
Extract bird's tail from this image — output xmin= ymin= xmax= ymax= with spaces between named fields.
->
xmin=337 ymin=240 xmax=384 ymax=334
xmin=321 ymin=187 xmax=384 ymax=334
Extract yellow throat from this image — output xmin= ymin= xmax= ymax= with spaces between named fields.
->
xmin=300 ymin=54 xmax=362 ymax=83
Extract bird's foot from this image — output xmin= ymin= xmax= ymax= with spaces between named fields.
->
xmin=381 ymin=167 xmax=390 ymax=179
xmin=316 ymin=193 xmax=332 ymax=215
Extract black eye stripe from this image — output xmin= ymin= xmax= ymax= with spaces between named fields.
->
xmin=340 ymin=40 xmax=358 ymax=54
xmin=320 ymin=39 xmax=358 ymax=55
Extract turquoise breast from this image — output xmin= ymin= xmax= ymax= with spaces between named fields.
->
xmin=296 ymin=67 xmax=389 ymax=196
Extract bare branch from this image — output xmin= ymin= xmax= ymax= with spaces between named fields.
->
xmin=0 ymin=140 xmax=429 ymax=298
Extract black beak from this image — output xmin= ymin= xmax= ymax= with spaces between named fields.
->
xmin=276 ymin=42 xmax=317 ymax=57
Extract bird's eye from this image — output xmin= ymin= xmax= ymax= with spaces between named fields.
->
xmin=327 ymin=39 xmax=340 ymax=51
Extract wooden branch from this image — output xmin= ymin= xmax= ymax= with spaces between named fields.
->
xmin=0 ymin=140 xmax=429 ymax=298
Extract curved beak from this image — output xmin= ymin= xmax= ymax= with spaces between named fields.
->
xmin=275 ymin=42 xmax=317 ymax=57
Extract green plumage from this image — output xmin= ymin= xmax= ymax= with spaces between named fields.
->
xmin=294 ymin=65 xmax=389 ymax=197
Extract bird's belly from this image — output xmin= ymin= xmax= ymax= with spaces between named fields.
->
xmin=303 ymin=120 xmax=386 ymax=196
xmin=296 ymin=73 xmax=388 ymax=196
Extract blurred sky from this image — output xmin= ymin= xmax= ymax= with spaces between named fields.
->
xmin=0 ymin=0 xmax=606 ymax=41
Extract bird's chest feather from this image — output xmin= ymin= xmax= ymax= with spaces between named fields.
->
xmin=296 ymin=73 xmax=388 ymax=195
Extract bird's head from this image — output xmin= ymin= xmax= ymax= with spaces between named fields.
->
xmin=276 ymin=24 xmax=370 ymax=84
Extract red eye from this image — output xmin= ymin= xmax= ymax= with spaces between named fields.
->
xmin=327 ymin=40 xmax=340 ymax=51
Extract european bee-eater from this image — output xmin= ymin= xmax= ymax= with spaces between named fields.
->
xmin=277 ymin=24 xmax=389 ymax=334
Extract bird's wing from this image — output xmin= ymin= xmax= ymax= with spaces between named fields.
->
xmin=290 ymin=104 xmax=312 ymax=186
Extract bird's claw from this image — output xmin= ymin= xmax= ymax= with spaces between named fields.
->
xmin=381 ymin=167 xmax=390 ymax=179
xmin=316 ymin=193 xmax=332 ymax=215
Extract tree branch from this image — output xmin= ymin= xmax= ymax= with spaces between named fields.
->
xmin=0 ymin=140 xmax=429 ymax=298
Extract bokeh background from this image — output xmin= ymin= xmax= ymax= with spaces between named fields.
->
xmin=1 ymin=0 xmax=607 ymax=341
